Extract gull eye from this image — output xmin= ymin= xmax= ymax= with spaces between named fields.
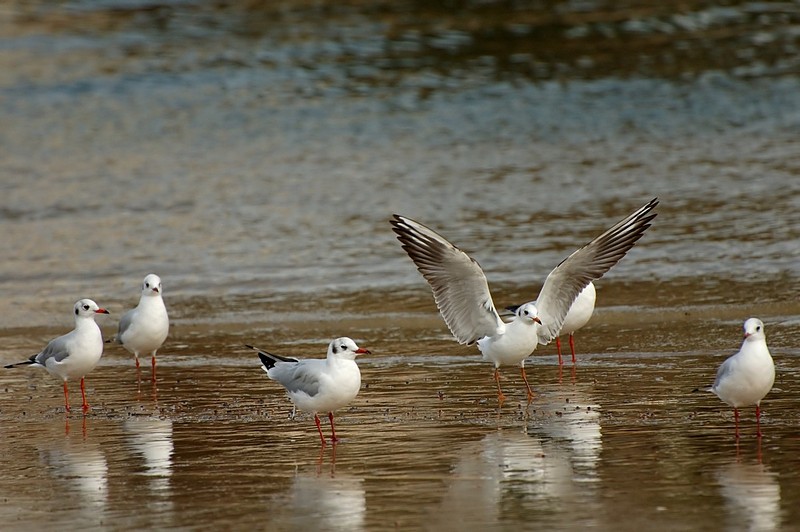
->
xmin=83 ymin=304 xmax=90 ymax=311
xmin=523 ymin=310 xmax=529 ymax=316
xmin=341 ymin=344 xmax=347 ymax=351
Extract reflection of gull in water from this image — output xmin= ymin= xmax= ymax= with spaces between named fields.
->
xmin=40 ymin=440 xmax=108 ymax=522
xmin=284 ymin=473 xmax=366 ymax=530
xmin=124 ymin=417 xmax=174 ymax=499
xmin=717 ymin=460 xmax=781 ymax=532
xmin=531 ymin=393 xmax=603 ymax=483
xmin=431 ymin=392 xmax=602 ymax=527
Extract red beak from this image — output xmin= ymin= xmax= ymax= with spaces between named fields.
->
xmin=355 ymin=348 xmax=371 ymax=355
xmin=533 ymin=317 xmax=542 ymax=324
xmin=95 ymin=308 xmax=110 ymax=315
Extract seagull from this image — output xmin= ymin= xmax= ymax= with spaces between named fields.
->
xmin=5 ymin=299 xmax=110 ymax=412
xmin=111 ymin=274 xmax=169 ymax=382
xmin=702 ymin=318 xmax=775 ymax=439
xmin=391 ymin=198 xmax=658 ymax=405
xmin=554 ymin=282 xmax=596 ymax=366
xmin=247 ymin=337 xmax=371 ymax=445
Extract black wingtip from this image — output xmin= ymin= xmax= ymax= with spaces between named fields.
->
xmin=4 ymin=360 xmax=34 ymax=369
xmin=245 ymin=344 xmax=276 ymax=370
xmin=257 ymin=352 xmax=276 ymax=371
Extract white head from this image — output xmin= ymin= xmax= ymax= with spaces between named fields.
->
xmin=743 ymin=318 xmax=765 ymax=342
xmin=327 ymin=337 xmax=371 ymax=360
xmin=74 ymin=298 xmax=110 ymax=320
xmin=141 ymin=274 xmax=163 ymax=297
xmin=514 ymin=302 xmax=542 ymax=325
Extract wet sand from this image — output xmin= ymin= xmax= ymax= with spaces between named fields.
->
xmin=1 ymin=285 xmax=799 ymax=530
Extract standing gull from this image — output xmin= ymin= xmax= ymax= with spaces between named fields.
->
xmin=391 ymin=198 xmax=658 ymax=405
xmin=247 ymin=337 xmax=370 ymax=446
xmin=112 ymin=273 xmax=169 ymax=382
xmin=702 ymin=318 xmax=775 ymax=439
xmin=5 ymin=299 xmax=109 ymax=412
xmin=554 ymin=281 xmax=596 ymax=366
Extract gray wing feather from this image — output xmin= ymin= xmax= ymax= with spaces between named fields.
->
xmin=115 ymin=308 xmax=135 ymax=344
xmin=34 ymin=335 xmax=72 ymax=364
xmin=270 ymin=360 xmax=322 ymax=396
xmin=536 ymin=198 xmax=658 ymax=343
xmin=391 ymin=215 xmax=504 ymax=345
xmin=712 ymin=356 xmax=734 ymax=390
xmin=247 ymin=345 xmax=322 ymax=396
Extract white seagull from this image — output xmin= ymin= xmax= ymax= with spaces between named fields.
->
xmin=703 ymin=318 xmax=775 ymax=439
xmin=553 ymin=282 xmax=596 ymax=366
xmin=5 ymin=299 xmax=110 ymax=412
xmin=391 ymin=198 xmax=658 ymax=405
xmin=112 ymin=273 xmax=169 ymax=382
xmin=247 ymin=337 xmax=371 ymax=445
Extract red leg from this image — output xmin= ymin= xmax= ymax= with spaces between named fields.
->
xmin=569 ymin=333 xmax=577 ymax=365
xmin=756 ymin=405 xmax=763 ymax=438
xmin=494 ymin=368 xmax=506 ymax=406
xmin=555 ymin=337 xmax=564 ymax=366
xmin=63 ymin=381 xmax=71 ymax=412
xmin=734 ymin=408 xmax=740 ymax=440
xmin=135 ymin=356 xmax=140 ymax=369
xmin=520 ymin=366 xmax=535 ymax=403
xmin=80 ymin=377 xmax=89 ymax=412
xmin=314 ymin=414 xmax=327 ymax=446
xmin=328 ymin=412 xmax=339 ymax=443
xmin=151 ymin=354 xmax=157 ymax=383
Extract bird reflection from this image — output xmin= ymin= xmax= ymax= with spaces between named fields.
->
xmin=285 ymin=467 xmax=366 ymax=530
xmin=716 ymin=459 xmax=781 ymax=532
xmin=39 ymin=438 xmax=108 ymax=522
xmin=123 ymin=417 xmax=174 ymax=506
xmin=531 ymin=395 xmax=602 ymax=483
xmin=431 ymin=391 xmax=602 ymax=526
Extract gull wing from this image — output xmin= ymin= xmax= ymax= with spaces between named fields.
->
xmin=391 ymin=215 xmax=505 ymax=345
xmin=247 ymin=345 xmax=319 ymax=396
xmin=536 ymin=198 xmax=658 ymax=344
xmin=35 ymin=333 xmax=73 ymax=365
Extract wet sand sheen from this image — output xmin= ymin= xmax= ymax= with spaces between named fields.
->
xmin=1 ymin=302 xmax=799 ymax=530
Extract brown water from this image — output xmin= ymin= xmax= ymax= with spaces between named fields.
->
xmin=1 ymin=1 xmax=800 ymax=530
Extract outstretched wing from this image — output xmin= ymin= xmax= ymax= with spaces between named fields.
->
xmin=536 ymin=198 xmax=658 ymax=343
xmin=391 ymin=215 xmax=505 ymax=345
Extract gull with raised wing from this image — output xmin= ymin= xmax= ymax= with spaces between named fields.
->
xmin=247 ymin=337 xmax=370 ymax=445
xmin=701 ymin=318 xmax=775 ymax=439
xmin=5 ymin=299 xmax=110 ymax=412
xmin=391 ymin=198 xmax=658 ymax=405
xmin=112 ymin=274 xmax=169 ymax=382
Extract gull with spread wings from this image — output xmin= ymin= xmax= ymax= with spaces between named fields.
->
xmin=391 ymin=198 xmax=658 ymax=405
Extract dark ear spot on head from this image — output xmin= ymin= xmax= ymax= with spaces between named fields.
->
xmin=75 ymin=308 xmax=79 ymax=315
xmin=332 ymin=344 xmax=338 ymax=354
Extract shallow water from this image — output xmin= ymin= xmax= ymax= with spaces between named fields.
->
xmin=1 ymin=0 xmax=800 ymax=530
